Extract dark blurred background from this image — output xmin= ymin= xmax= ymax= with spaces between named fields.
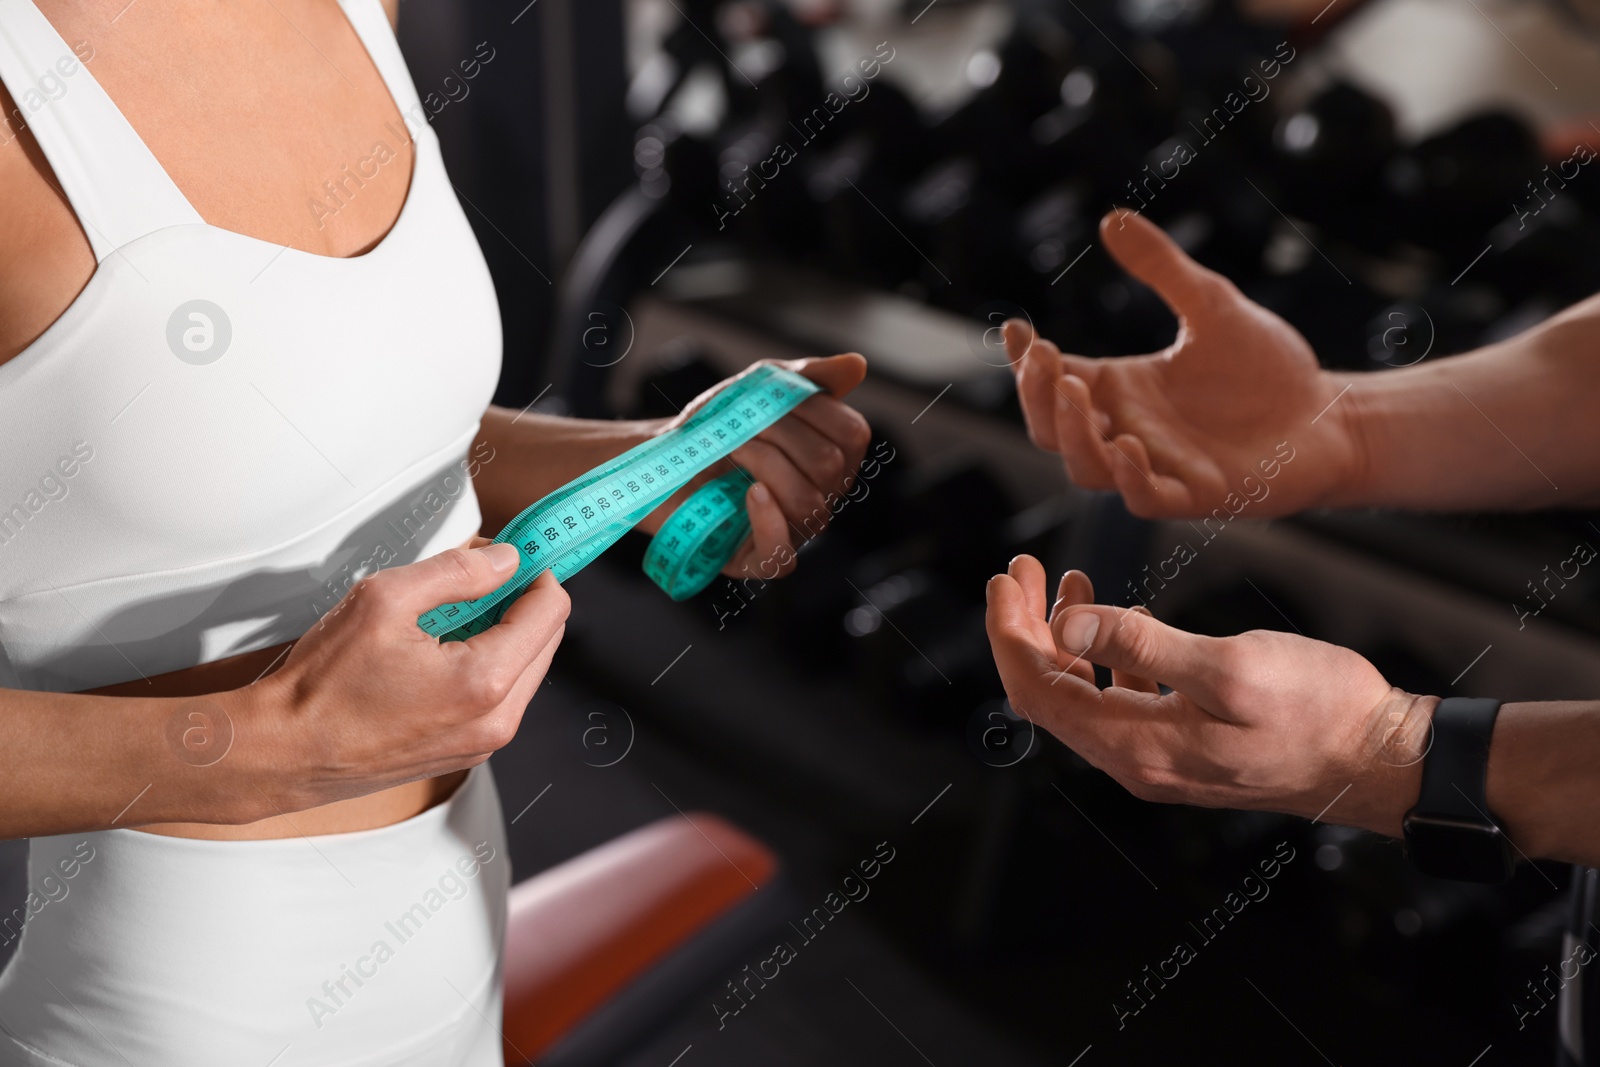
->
xmin=12 ymin=0 xmax=1600 ymax=1062
xmin=378 ymin=0 xmax=1600 ymax=1062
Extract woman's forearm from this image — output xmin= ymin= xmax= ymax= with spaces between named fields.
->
xmin=471 ymin=407 xmax=661 ymax=534
xmin=1331 ymin=293 xmax=1600 ymax=511
xmin=0 ymin=686 xmax=264 ymax=839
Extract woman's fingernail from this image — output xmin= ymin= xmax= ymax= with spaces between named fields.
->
xmin=751 ymin=483 xmax=771 ymax=505
xmin=1060 ymin=613 xmax=1099 ymax=652
xmin=481 ymin=543 xmax=519 ymax=573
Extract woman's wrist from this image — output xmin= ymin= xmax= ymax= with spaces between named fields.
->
xmin=120 ymin=683 xmax=288 ymax=828
xmin=473 ymin=408 xmax=662 ymax=533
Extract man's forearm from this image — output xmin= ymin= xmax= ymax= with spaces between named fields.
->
xmin=471 ymin=407 xmax=661 ymax=534
xmin=1486 ymin=699 xmax=1600 ymax=868
xmin=1329 ymin=293 xmax=1600 ymax=512
xmin=1350 ymin=696 xmax=1600 ymax=869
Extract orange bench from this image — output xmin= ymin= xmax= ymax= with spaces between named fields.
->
xmin=502 ymin=812 xmax=783 ymax=1066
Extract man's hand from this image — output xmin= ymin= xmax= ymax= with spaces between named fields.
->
xmin=1006 ymin=211 xmax=1362 ymax=518
xmin=984 ymin=554 xmax=1433 ymax=837
xmin=640 ymin=353 xmax=872 ymax=579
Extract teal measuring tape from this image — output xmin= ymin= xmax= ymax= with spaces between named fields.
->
xmin=416 ymin=364 xmax=822 ymax=641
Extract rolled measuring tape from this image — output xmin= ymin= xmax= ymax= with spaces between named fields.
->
xmin=416 ymin=364 xmax=821 ymax=642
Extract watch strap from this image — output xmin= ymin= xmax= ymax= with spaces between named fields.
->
xmin=1412 ymin=697 xmax=1502 ymax=821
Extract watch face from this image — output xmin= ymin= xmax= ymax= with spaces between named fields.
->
xmin=1403 ymin=813 xmax=1516 ymax=884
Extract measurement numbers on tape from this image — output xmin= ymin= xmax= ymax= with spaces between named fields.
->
xmin=417 ymin=364 xmax=820 ymax=641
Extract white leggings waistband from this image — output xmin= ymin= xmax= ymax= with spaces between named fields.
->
xmin=0 ymin=762 xmax=509 ymax=1067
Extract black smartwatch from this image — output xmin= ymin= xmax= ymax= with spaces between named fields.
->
xmin=1402 ymin=697 xmax=1516 ymax=884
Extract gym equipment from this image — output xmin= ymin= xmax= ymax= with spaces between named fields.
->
xmin=1385 ymin=111 xmax=1543 ymax=255
xmin=503 ymin=812 xmax=793 ymax=1066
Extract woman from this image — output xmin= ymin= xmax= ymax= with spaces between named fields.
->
xmin=0 ymin=1 xmax=870 ymax=1062
xmin=986 ymin=209 xmax=1600 ymax=869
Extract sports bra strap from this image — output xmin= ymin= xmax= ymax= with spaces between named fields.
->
xmin=338 ymin=0 xmax=428 ymax=130
xmin=0 ymin=0 xmax=204 ymax=262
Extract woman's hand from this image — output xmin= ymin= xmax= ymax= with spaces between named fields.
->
xmin=984 ymin=555 xmax=1434 ymax=837
xmin=639 ymin=353 xmax=872 ymax=579
xmin=1005 ymin=211 xmax=1361 ymax=518
xmin=233 ymin=542 xmax=570 ymax=819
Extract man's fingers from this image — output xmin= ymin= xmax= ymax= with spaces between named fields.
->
xmin=1053 ymin=376 xmax=1117 ymax=489
xmin=1006 ymin=554 xmax=1050 ymax=621
xmin=1009 ymin=321 xmax=1062 ymax=451
xmin=986 ymin=574 xmax=1095 ymax=697
xmin=1107 ymin=433 xmax=1194 ymax=517
xmin=987 ymin=576 xmax=1189 ymax=766
xmin=1052 ymin=603 xmax=1229 ymax=709
xmin=1099 ymin=209 xmax=1234 ymax=325
xmin=1047 ymin=568 xmax=1097 ymax=685
xmin=1110 ymin=606 xmax=1162 ymax=694
xmin=1049 ymin=569 xmax=1095 ymax=626
xmin=1002 ymin=318 xmax=1036 ymax=369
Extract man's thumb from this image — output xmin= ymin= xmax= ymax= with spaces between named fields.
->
xmin=1099 ymin=209 xmax=1233 ymax=323
xmin=1053 ymin=604 xmax=1224 ymax=701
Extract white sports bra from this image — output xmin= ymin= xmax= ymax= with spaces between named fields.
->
xmin=0 ymin=0 xmax=502 ymax=693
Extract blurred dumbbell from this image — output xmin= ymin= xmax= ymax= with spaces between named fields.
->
xmin=1385 ymin=111 xmax=1542 ymax=255
xmin=1270 ymin=81 xmax=1396 ymax=219
xmin=932 ymin=15 xmax=1078 ymax=199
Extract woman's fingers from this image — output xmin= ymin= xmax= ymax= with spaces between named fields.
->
xmin=724 ymin=481 xmax=797 ymax=579
xmin=459 ymin=568 xmax=572 ymax=674
xmin=753 ymin=404 xmax=858 ymax=499
xmin=470 ymin=621 xmax=567 ymax=757
xmin=786 ymin=393 xmax=872 ymax=480
xmin=359 ymin=544 xmax=522 ymax=654
xmin=728 ymin=437 xmax=826 ymax=538
xmin=783 ymin=352 xmax=868 ymax=398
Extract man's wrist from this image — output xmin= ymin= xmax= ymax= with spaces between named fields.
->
xmin=1343 ymin=689 xmax=1438 ymax=838
xmin=1317 ymin=372 xmax=1377 ymax=511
